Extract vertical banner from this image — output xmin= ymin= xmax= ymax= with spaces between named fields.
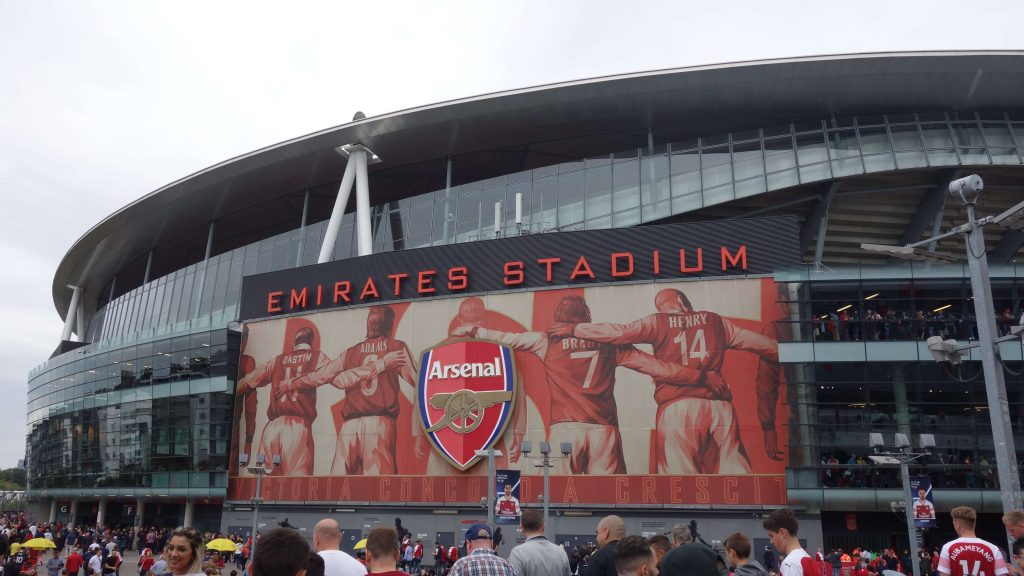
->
xmin=910 ymin=476 xmax=936 ymax=528
xmin=494 ymin=469 xmax=522 ymax=525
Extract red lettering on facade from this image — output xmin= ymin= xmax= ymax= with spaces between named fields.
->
xmin=316 ymin=285 xmax=323 ymax=306
xmin=652 ymin=250 xmax=661 ymax=275
xmin=724 ymin=477 xmax=739 ymax=504
xmin=290 ymin=288 xmax=307 ymax=309
xmin=448 ymin=267 xmax=468 ymax=290
xmin=338 ymin=477 xmax=351 ymax=500
xmin=421 ymin=478 xmax=433 ymax=502
xmin=267 ymin=291 xmax=283 ymax=313
xmin=444 ymin=478 xmax=456 ymax=501
xmin=680 ymin=248 xmax=704 ymax=273
xmin=504 ymin=261 xmax=524 ymax=286
xmin=333 ymin=281 xmax=351 ymax=303
xmin=615 ymin=477 xmax=629 ymax=504
xmin=563 ymin=477 xmax=578 ymax=504
xmin=360 ymin=277 xmax=380 ymax=299
xmin=721 ymin=245 xmax=748 ymax=270
xmin=418 ymin=270 xmax=437 ymax=294
xmin=388 ymin=273 xmax=408 ymax=296
xmin=695 ymin=477 xmax=710 ymax=503
xmin=380 ymin=478 xmax=391 ymax=500
xmin=537 ymin=258 xmax=561 ymax=282
xmin=669 ymin=477 xmax=683 ymax=503
xmin=611 ymin=252 xmax=634 ymax=277
xmin=642 ymin=477 xmax=657 ymax=504
xmin=400 ymin=478 xmax=413 ymax=501
xmin=570 ymin=256 xmax=595 ymax=280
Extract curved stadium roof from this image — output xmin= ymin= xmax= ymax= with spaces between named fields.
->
xmin=54 ymin=50 xmax=1024 ymax=319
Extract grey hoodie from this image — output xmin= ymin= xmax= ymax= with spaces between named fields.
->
xmin=734 ymin=560 xmax=769 ymax=576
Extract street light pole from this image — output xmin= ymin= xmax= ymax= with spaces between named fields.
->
xmin=870 ymin=433 xmax=933 ymax=576
xmin=522 ymin=441 xmax=572 ymax=531
xmin=474 ymin=449 xmax=503 ymax=527
xmin=244 ymin=453 xmax=279 ymax=560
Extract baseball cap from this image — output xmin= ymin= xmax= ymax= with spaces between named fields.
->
xmin=464 ymin=523 xmax=492 ymax=542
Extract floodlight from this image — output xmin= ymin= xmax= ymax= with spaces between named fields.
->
xmin=868 ymin=455 xmax=901 ymax=465
xmin=860 ymin=243 xmax=960 ymax=264
xmin=239 ymin=453 xmax=249 ymax=466
xmin=869 ymin=432 xmax=885 ymax=449
xmin=272 ymin=455 xmax=282 ymax=466
xmin=539 ymin=442 xmax=551 ymax=455
xmin=560 ymin=442 xmax=572 ymax=456
xmin=949 ymin=175 xmax=983 ymax=204
xmin=991 ymin=199 xmax=1024 ymax=231
xmin=927 ymin=336 xmax=963 ymax=365
xmin=894 ymin=433 xmax=910 ymax=449
xmin=334 ymin=144 xmax=382 ymax=165
xmin=920 ymin=434 xmax=936 ymax=449
xmin=521 ymin=441 xmax=532 ymax=455
xmin=255 ymin=454 xmax=266 ymax=465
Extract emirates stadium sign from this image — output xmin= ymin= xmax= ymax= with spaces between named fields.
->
xmin=417 ymin=340 xmax=517 ymax=471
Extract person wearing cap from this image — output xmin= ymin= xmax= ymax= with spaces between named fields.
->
xmin=449 ymin=524 xmax=519 ymax=576
xmin=509 ymin=510 xmax=570 ymax=576
xmin=658 ymin=527 xmax=724 ymax=576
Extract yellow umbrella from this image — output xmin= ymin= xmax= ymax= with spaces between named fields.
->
xmin=205 ymin=538 xmax=238 ymax=553
xmin=354 ymin=538 xmax=367 ymax=550
xmin=22 ymin=538 xmax=56 ymax=550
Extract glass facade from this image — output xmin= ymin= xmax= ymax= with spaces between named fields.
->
xmin=778 ymin=263 xmax=1024 ymax=495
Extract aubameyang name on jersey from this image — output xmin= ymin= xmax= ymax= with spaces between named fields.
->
xmin=427 ymin=358 xmax=502 ymax=380
xmin=668 ymin=312 xmax=708 ymax=329
xmin=561 ymin=337 xmax=602 ymax=351
xmin=283 ymin=352 xmax=313 ymax=364
xmin=949 ymin=544 xmax=994 ymax=562
xmin=360 ymin=340 xmax=389 ymax=354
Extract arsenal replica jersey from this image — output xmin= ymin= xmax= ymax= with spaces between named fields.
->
xmin=546 ymin=337 xmax=621 ymax=426
xmin=340 ymin=337 xmax=407 ymax=419
xmin=939 ymin=538 xmax=1008 ymax=576
xmin=647 ymin=312 xmax=729 ymax=406
xmin=267 ymin=348 xmax=327 ymax=421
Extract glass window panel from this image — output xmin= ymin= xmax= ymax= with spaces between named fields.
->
xmin=703 ymin=183 xmax=734 ymax=206
xmin=990 ymin=147 xmax=1021 ymax=165
xmin=506 ymin=179 xmax=531 ymax=232
xmin=612 ymin=207 xmax=640 ymax=228
xmin=862 ymin=151 xmax=895 ymax=173
xmin=672 ymin=138 xmax=698 ymax=152
xmin=827 ymin=130 xmax=860 ymax=159
xmin=983 ymin=123 xmax=1015 ymax=146
xmin=952 ymin=123 xmax=985 ymax=147
xmin=670 ymin=151 xmax=701 ymax=197
xmin=927 ymin=149 xmax=959 ymax=166
xmin=455 ymin=187 xmax=481 ymax=243
xmin=764 ymin=137 xmax=796 ymax=172
xmin=533 ymin=175 xmax=557 ymax=231
xmin=831 ymin=158 xmax=864 ymax=177
xmin=895 ymin=151 xmax=928 ymax=170
xmin=920 ymin=124 xmax=955 ymax=148
xmin=958 ymin=148 xmax=990 ymax=165
xmin=432 ymin=191 xmax=457 ymax=245
xmin=767 ymin=169 xmax=798 ymax=191
xmin=799 ymin=163 xmax=831 ymax=183
xmin=557 ymin=169 xmax=584 ymax=228
xmin=672 ymin=191 xmax=701 ymax=214
xmin=735 ymin=177 xmax=766 ymax=199
xmin=408 ymin=199 xmax=434 ymax=238
xmin=612 ymin=159 xmax=640 ymax=212
xmin=641 ymin=200 xmax=671 ymax=222
xmin=890 ymin=125 xmax=924 ymax=151
xmin=796 ymin=133 xmax=828 ymax=167
xmin=732 ymin=142 xmax=764 ymax=181
xmin=700 ymin=145 xmax=731 ymax=189
xmin=584 ymin=164 xmax=612 ymax=219
xmin=480 ymin=187 xmax=505 ymax=237
xmin=640 ymin=154 xmax=671 ymax=206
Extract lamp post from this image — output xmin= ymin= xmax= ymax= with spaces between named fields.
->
xmin=242 ymin=453 xmax=279 ymax=559
xmin=868 ymin=433 xmax=934 ymax=576
xmin=861 ymin=175 xmax=1024 ymax=554
xmin=521 ymin=441 xmax=572 ymax=530
xmin=474 ymin=449 xmax=504 ymax=527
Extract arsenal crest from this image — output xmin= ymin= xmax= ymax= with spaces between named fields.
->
xmin=417 ymin=339 xmax=517 ymax=471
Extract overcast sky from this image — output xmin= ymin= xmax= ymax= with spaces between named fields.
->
xmin=1 ymin=0 xmax=1022 ymax=471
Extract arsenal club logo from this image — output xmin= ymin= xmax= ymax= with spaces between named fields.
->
xmin=417 ymin=339 xmax=517 ymax=471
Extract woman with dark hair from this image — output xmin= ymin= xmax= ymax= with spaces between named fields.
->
xmin=166 ymin=528 xmax=205 ymax=576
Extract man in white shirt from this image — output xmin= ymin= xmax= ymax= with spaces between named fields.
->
xmin=87 ymin=549 xmax=103 ymax=576
xmin=314 ymin=519 xmax=368 ymax=576
xmin=763 ymin=508 xmax=821 ymax=576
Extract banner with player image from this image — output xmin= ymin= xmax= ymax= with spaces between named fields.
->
xmin=910 ymin=476 xmax=936 ymax=528
xmin=228 ymin=277 xmax=790 ymax=506
xmin=495 ymin=470 xmax=522 ymax=525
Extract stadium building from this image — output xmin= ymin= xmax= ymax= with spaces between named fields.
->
xmin=26 ymin=51 xmax=1024 ymax=554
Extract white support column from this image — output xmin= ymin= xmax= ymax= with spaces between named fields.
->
xmin=135 ymin=498 xmax=145 ymax=532
xmin=183 ymin=500 xmax=194 ymax=528
xmin=76 ymin=305 xmax=85 ymax=341
xmin=96 ymin=499 xmax=107 ymax=529
xmin=69 ymin=499 xmax=78 ymax=528
xmin=61 ymin=285 xmax=83 ymax=342
xmin=318 ymin=160 xmax=358 ymax=264
xmin=48 ymin=499 xmax=57 ymax=523
xmin=352 ymin=148 xmax=372 ymax=256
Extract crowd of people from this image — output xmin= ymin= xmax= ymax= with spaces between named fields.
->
xmin=3 ymin=504 xmax=1024 ymax=576
xmin=808 ymin=307 xmax=1021 ymax=343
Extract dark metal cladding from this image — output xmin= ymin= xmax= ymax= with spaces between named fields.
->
xmin=240 ymin=216 xmax=799 ymax=320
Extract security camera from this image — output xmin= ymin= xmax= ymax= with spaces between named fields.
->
xmin=949 ymin=175 xmax=983 ymax=204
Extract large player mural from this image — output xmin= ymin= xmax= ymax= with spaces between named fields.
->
xmin=228 ymin=277 xmax=789 ymax=506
